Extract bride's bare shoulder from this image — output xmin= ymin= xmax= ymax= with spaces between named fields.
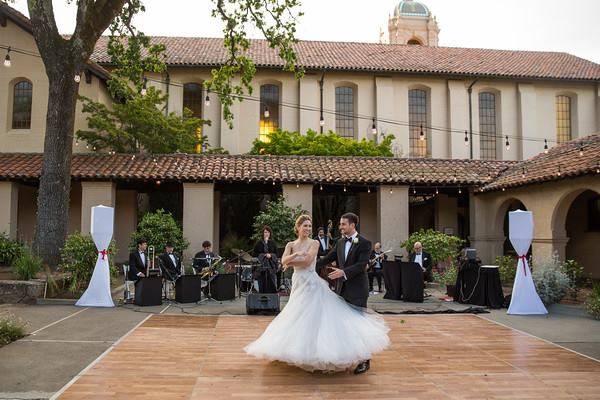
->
xmin=285 ymin=240 xmax=297 ymax=250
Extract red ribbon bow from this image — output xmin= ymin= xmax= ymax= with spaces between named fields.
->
xmin=99 ymin=249 xmax=108 ymax=260
xmin=517 ymin=255 xmax=528 ymax=276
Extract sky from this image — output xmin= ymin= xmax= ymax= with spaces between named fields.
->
xmin=9 ymin=0 xmax=600 ymax=63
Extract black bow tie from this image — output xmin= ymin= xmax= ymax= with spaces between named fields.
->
xmin=345 ymin=237 xmax=353 ymax=243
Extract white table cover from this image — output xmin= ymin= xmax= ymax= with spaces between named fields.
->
xmin=507 ymin=210 xmax=547 ymax=315
xmin=76 ymin=205 xmax=115 ymax=307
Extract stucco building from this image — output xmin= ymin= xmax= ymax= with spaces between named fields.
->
xmin=1 ymin=2 xmax=599 ymax=277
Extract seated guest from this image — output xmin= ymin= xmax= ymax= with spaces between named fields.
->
xmin=128 ymin=238 xmax=148 ymax=282
xmin=253 ymin=226 xmax=279 ymax=293
xmin=193 ymin=241 xmax=217 ymax=273
xmin=409 ymin=241 xmax=432 ymax=282
xmin=314 ymin=227 xmax=331 ymax=258
xmin=159 ymin=243 xmax=182 ymax=281
xmin=369 ymin=242 xmax=387 ymax=293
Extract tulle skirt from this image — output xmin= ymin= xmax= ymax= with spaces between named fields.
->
xmin=244 ymin=267 xmax=390 ymax=372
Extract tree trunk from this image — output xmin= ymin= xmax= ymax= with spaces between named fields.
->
xmin=34 ymin=64 xmax=79 ymax=267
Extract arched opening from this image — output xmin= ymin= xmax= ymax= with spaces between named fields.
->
xmin=499 ymin=199 xmax=527 ymax=255
xmin=407 ymin=38 xmax=422 ymax=45
xmin=565 ymin=190 xmax=600 ymax=279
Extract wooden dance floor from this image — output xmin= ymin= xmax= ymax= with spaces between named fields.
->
xmin=58 ymin=314 xmax=600 ymax=399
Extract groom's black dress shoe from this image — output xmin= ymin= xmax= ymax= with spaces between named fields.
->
xmin=353 ymin=360 xmax=370 ymax=374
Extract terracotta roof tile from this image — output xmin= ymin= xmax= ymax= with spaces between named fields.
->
xmin=480 ymin=134 xmax=600 ymax=192
xmin=91 ymin=37 xmax=600 ymax=81
xmin=0 ymin=153 xmax=513 ymax=186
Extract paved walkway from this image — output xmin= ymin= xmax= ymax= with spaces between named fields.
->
xmin=1 ymin=293 xmax=598 ymax=399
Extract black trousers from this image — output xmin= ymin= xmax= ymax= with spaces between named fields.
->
xmin=368 ymin=268 xmax=384 ymax=291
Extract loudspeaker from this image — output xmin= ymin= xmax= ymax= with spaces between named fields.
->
xmin=134 ymin=276 xmax=162 ymax=306
xmin=246 ymin=293 xmax=280 ymax=315
xmin=175 ymin=275 xmax=202 ymax=303
xmin=210 ymin=273 xmax=236 ymax=301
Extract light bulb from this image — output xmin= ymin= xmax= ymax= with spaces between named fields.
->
xmin=544 ymin=139 xmax=548 ymax=154
xmin=389 ymin=188 xmax=393 ymax=195
xmin=3 ymin=47 xmax=11 ymax=68
xmin=296 ymin=183 xmax=299 ymax=188
xmin=74 ymin=74 xmax=81 ymax=83
xmin=320 ymin=184 xmax=323 ymax=191
xmin=505 ymin=136 xmax=510 ymax=151
xmin=464 ymin=131 xmax=469 ymax=146
xmin=367 ymin=187 xmax=371 ymax=193
xmin=579 ymin=147 xmax=584 ymax=156
xmin=371 ymin=118 xmax=377 ymax=135
xmin=458 ymin=187 xmax=462 ymax=194
xmin=343 ymin=186 xmax=347 ymax=192
xmin=319 ymin=117 xmax=325 ymax=126
xmin=264 ymin=107 xmax=270 ymax=119
xmin=419 ymin=124 xmax=425 ymax=141
xmin=205 ymin=94 xmax=210 ymax=107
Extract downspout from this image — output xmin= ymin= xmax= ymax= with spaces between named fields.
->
xmin=319 ymin=73 xmax=325 ymax=134
xmin=467 ymin=78 xmax=479 ymax=160
xmin=164 ymin=71 xmax=170 ymax=116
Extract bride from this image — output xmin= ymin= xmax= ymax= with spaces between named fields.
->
xmin=244 ymin=214 xmax=390 ymax=373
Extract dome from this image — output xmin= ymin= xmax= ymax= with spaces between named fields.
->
xmin=394 ymin=0 xmax=430 ymax=17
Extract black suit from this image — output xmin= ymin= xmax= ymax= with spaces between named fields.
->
xmin=409 ymin=251 xmax=433 ymax=282
xmin=193 ymin=251 xmax=216 ymax=272
xmin=314 ymin=235 xmax=331 ymax=258
xmin=316 ymin=234 xmax=372 ymax=308
xmin=368 ymin=250 xmax=387 ymax=292
xmin=159 ymin=252 xmax=182 ymax=281
xmin=128 ymin=250 xmax=147 ymax=281
xmin=253 ymin=239 xmax=279 ymax=293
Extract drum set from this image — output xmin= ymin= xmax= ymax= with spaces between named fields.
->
xmin=231 ymin=248 xmax=263 ymax=297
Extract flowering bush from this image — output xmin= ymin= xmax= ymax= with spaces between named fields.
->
xmin=402 ymin=229 xmax=464 ymax=265
xmin=584 ymin=283 xmax=600 ymax=320
xmin=531 ymin=255 xmax=571 ymax=306
xmin=432 ymin=262 xmax=458 ymax=286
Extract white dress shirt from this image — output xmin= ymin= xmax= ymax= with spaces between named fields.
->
xmin=344 ymin=232 xmax=358 ymax=261
xmin=319 ymin=237 xmax=327 ymax=251
xmin=414 ymin=253 xmax=423 ymax=267
xmin=169 ymin=253 xmax=176 ymax=267
xmin=139 ymin=251 xmax=146 ymax=266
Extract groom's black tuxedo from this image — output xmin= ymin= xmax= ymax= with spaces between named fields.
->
xmin=316 ymin=234 xmax=372 ymax=308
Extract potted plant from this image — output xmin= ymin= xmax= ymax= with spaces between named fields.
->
xmin=433 ymin=263 xmax=458 ymax=297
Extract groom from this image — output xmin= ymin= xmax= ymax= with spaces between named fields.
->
xmin=316 ymin=212 xmax=373 ymax=374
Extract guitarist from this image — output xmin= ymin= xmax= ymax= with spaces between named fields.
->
xmin=368 ymin=242 xmax=387 ymax=293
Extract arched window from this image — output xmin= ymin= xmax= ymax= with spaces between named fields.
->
xmin=407 ymin=38 xmax=422 ymax=45
xmin=409 ymin=88 xmax=428 ymax=157
xmin=479 ymin=92 xmax=497 ymax=160
xmin=183 ymin=83 xmax=203 ymax=118
xmin=259 ymin=84 xmax=280 ymax=142
xmin=335 ymin=86 xmax=355 ymax=139
xmin=12 ymin=80 xmax=33 ymax=129
xmin=556 ymin=95 xmax=572 ymax=143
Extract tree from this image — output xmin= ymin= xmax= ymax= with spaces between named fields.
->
xmin=8 ymin=0 xmax=302 ymax=267
xmin=252 ymin=196 xmax=306 ymax=246
xmin=249 ymin=129 xmax=396 ymax=157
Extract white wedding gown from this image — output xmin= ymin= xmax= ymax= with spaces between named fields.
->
xmin=244 ymin=255 xmax=390 ymax=372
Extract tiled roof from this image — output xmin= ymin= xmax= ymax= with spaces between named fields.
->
xmin=90 ymin=37 xmax=600 ymax=81
xmin=480 ymin=134 xmax=600 ymax=192
xmin=0 ymin=153 xmax=513 ymax=186
xmin=0 ymin=3 xmax=111 ymax=81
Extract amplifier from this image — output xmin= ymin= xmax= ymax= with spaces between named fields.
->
xmin=246 ymin=293 xmax=280 ymax=315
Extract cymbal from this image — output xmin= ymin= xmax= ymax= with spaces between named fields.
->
xmin=241 ymin=253 xmax=253 ymax=262
xmin=231 ymin=248 xmax=242 ymax=254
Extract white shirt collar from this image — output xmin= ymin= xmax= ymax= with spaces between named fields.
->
xmin=347 ymin=232 xmax=358 ymax=240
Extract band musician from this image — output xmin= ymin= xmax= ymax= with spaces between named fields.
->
xmin=128 ymin=238 xmax=148 ymax=282
xmin=193 ymin=241 xmax=218 ymax=275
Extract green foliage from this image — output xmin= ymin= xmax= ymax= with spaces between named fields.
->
xmin=220 ymin=232 xmax=251 ymax=259
xmin=401 ymin=229 xmax=465 ymax=265
xmin=59 ymin=233 xmax=118 ymax=294
xmin=495 ymin=255 xmax=517 ymax=285
xmin=561 ymin=259 xmax=586 ymax=300
xmin=0 ymin=313 xmax=26 ymax=347
xmin=11 ymin=251 xmax=42 ymax=281
xmin=531 ymin=255 xmax=571 ymax=306
xmin=0 ymin=233 xmax=26 ymax=266
xmin=252 ymin=196 xmax=306 ymax=246
xmin=209 ymin=0 xmax=303 ymax=127
xmin=130 ymin=209 xmax=189 ymax=254
xmin=249 ymin=129 xmax=395 ymax=156
xmin=432 ymin=263 xmax=458 ymax=286
xmin=77 ymin=89 xmax=211 ymax=154
xmin=584 ymin=282 xmax=600 ymax=320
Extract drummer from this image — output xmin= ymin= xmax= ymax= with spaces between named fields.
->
xmin=193 ymin=241 xmax=218 ymax=274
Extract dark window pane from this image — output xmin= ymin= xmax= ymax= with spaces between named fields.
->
xmin=260 ymin=84 xmax=280 ymax=142
xmin=556 ymin=95 xmax=571 ymax=143
xmin=479 ymin=92 xmax=497 ymax=160
xmin=183 ymin=83 xmax=203 ymax=118
xmin=335 ymin=86 xmax=355 ymax=139
xmin=12 ymin=80 xmax=32 ymax=129
xmin=409 ymin=89 xmax=428 ymax=157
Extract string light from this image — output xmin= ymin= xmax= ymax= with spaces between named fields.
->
xmin=296 ymin=182 xmax=299 ymax=188
xmin=389 ymin=187 xmax=393 ymax=194
xmin=419 ymin=124 xmax=425 ymax=141
xmin=521 ymin=167 xmax=526 ymax=179
xmin=412 ymin=187 xmax=416 ymax=194
xmin=156 ymin=180 xmax=161 ymax=186
xmin=75 ymin=140 xmax=79 ymax=146
xmin=205 ymin=91 xmax=210 ymax=107
xmin=464 ymin=131 xmax=469 ymax=147
xmin=272 ymin=180 xmax=276 ymax=186
xmin=596 ymin=161 xmax=600 ymax=174
xmin=141 ymin=77 xmax=148 ymax=96
xmin=3 ymin=47 xmax=10 ymax=67
xmin=502 ymin=187 xmax=506 ymax=192
xmin=435 ymin=187 xmax=439 ymax=195
xmin=263 ymin=106 xmax=270 ymax=119
xmin=343 ymin=185 xmax=347 ymax=192
xmin=74 ymin=73 xmax=81 ymax=83
xmin=319 ymin=115 xmax=325 ymax=127
xmin=579 ymin=146 xmax=584 ymax=156
xmin=320 ymin=184 xmax=323 ymax=191
xmin=557 ymin=165 xmax=561 ymax=176
xmin=544 ymin=139 xmax=549 ymax=154
xmin=458 ymin=186 xmax=462 ymax=194
xmin=505 ymin=135 xmax=510 ymax=151
xmin=371 ymin=118 xmax=377 ymax=135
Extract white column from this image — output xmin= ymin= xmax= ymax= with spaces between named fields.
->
xmin=183 ymin=183 xmax=215 ymax=260
xmin=518 ymin=83 xmax=538 ymax=159
xmin=377 ymin=185 xmax=409 ymax=258
xmin=448 ymin=80 xmax=469 ymax=159
xmin=299 ymin=74 xmax=320 ymax=135
xmin=81 ymin=181 xmax=116 ymax=235
xmin=0 ymin=182 xmax=19 ymax=239
xmin=282 ymin=184 xmax=313 ymax=215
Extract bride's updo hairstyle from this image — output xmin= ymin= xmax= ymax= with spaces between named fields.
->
xmin=294 ymin=214 xmax=312 ymax=235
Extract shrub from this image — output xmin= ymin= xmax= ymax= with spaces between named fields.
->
xmin=401 ymin=229 xmax=465 ymax=265
xmin=0 ymin=233 xmax=26 ymax=266
xmin=130 ymin=209 xmax=189 ymax=254
xmin=531 ymin=255 xmax=571 ymax=306
xmin=495 ymin=255 xmax=517 ymax=285
xmin=561 ymin=259 xmax=586 ymax=300
xmin=584 ymin=283 xmax=600 ymax=320
xmin=11 ymin=251 xmax=42 ymax=281
xmin=59 ymin=233 xmax=118 ymax=294
xmin=220 ymin=232 xmax=251 ymax=259
xmin=432 ymin=262 xmax=458 ymax=286
xmin=252 ymin=196 xmax=306 ymax=246
xmin=0 ymin=313 xmax=26 ymax=346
